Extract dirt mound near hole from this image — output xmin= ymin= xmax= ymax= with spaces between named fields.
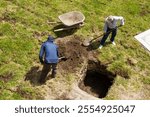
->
xmin=56 ymin=35 xmax=88 ymax=73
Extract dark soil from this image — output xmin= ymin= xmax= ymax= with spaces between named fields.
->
xmin=79 ymin=60 xmax=116 ymax=98
xmin=79 ymin=70 xmax=114 ymax=98
xmin=57 ymin=35 xmax=88 ymax=73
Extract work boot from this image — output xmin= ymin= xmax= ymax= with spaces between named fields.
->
xmin=51 ymin=73 xmax=56 ymax=78
xmin=98 ymin=45 xmax=103 ymax=49
xmin=38 ymin=78 xmax=46 ymax=84
xmin=111 ymin=41 xmax=116 ymax=45
xmin=51 ymin=71 xmax=56 ymax=78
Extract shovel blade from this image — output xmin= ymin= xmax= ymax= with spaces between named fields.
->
xmin=82 ymin=40 xmax=90 ymax=46
xmin=82 ymin=37 xmax=94 ymax=46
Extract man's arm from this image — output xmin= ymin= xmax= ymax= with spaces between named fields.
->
xmin=39 ymin=44 xmax=45 ymax=64
xmin=103 ymin=21 xmax=108 ymax=33
xmin=114 ymin=16 xmax=125 ymax=26
xmin=56 ymin=46 xmax=59 ymax=58
xmin=119 ymin=16 xmax=124 ymax=26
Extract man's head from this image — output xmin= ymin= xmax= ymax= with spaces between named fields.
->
xmin=47 ymin=35 xmax=54 ymax=42
xmin=107 ymin=15 xmax=114 ymax=22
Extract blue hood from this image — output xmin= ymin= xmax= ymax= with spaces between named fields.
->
xmin=47 ymin=35 xmax=54 ymax=42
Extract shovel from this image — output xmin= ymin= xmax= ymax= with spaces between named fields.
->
xmin=82 ymin=25 xmax=122 ymax=47
xmin=58 ymin=56 xmax=67 ymax=61
xmin=82 ymin=33 xmax=104 ymax=47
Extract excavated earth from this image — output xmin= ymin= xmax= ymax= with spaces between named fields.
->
xmin=25 ymin=35 xmax=116 ymax=99
xmin=56 ymin=35 xmax=88 ymax=74
xmin=55 ymin=35 xmax=116 ymax=99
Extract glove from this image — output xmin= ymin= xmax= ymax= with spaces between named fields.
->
xmin=119 ymin=24 xmax=124 ymax=27
xmin=39 ymin=56 xmax=44 ymax=64
xmin=40 ymin=59 xmax=44 ymax=64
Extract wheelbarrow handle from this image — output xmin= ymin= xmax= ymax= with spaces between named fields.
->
xmin=54 ymin=27 xmax=72 ymax=32
xmin=54 ymin=25 xmax=80 ymax=32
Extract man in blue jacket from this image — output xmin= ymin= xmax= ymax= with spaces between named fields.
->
xmin=39 ymin=35 xmax=59 ymax=83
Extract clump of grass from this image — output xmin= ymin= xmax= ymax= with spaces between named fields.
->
xmin=141 ymin=77 xmax=150 ymax=85
xmin=108 ymin=61 xmax=131 ymax=79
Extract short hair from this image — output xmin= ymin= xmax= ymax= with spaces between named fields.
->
xmin=107 ymin=15 xmax=114 ymax=22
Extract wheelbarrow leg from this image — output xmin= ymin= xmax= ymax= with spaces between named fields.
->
xmin=54 ymin=23 xmax=84 ymax=32
xmin=54 ymin=26 xmax=75 ymax=32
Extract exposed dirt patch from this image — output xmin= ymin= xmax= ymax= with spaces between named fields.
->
xmin=0 ymin=73 xmax=13 ymax=83
xmin=1 ymin=12 xmax=16 ymax=24
xmin=33 ymin=31 xmax=49 ymax=40
xmin=16 ymin=86 xmax=33 ymax=99
xmin=127 ymin=57 xmax=138 ymax=66
xmin=140 ymin=5 xmax=150 ymax=16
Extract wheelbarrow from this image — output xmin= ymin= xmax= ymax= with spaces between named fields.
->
xmin=54 ymin=11 xmax=85 ymax=32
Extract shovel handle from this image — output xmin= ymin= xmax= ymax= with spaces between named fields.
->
xmin=90 ymin=25 xmax=122 ymax=42
xmin=58 ymin=56 xmax=66 ymax=60
xmin=54 ymin=27 xmax=75 ymax=32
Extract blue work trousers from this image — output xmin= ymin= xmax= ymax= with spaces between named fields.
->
xmin=39 ymin=63 xmax=57 ymax=83
xmin=100 ymin=27 xmax=117 ymax=45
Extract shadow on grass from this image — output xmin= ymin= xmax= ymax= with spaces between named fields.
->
xmin=86 ymin=40 xmax=100 ymax=51
xmin=53 ymin=24 xmax=78 ymax=38
xmin=24 ymin=66 xmax=41 ymax=86
xmin=86 ymin=40 xmax=112 ymax=51
xmin=25 ymin=66 xmax=55 ymax=86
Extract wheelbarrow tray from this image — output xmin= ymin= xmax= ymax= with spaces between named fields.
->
xmin=58 ymin=11 xmax=85 ymax=27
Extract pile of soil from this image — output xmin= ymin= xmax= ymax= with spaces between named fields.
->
xmin=56 ymin=35 xmax=88 ymax=73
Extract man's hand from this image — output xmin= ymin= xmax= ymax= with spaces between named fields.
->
xmin=119 ymin=24 xmax=124 ymax=27
xmin=40 ymin=59 xmax=44 ymax=64
xmin=116 ymin=25 xmax=123 ymax=29
xmin=39 ymin=56 xmax=44 ymax=64
xmin=41 ymin=60 xmax=44 ymax=64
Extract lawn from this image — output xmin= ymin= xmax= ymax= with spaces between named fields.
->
xmin=0 ymin=0 xmax=150 ymax=99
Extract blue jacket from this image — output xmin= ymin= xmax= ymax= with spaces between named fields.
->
xmin=39 ymin=37 xmax=59 ymax=64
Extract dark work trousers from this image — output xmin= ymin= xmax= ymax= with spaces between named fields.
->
xmin=100 ymin=27 xmax=117 ymax=45
xmin=39 ymin=63 xmax=57 ymax=83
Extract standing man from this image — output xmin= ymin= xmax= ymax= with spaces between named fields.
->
xmin=39 ymin=35 xmax=59 ymax=84
xmin=99 ymin=15 xmax=125 ymax=49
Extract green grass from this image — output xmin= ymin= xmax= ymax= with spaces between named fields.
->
xmin=0 ymin=0 xmax=150 ymax=99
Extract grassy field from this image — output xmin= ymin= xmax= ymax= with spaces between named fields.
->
xmin=0 ymin=0 xmax=150 ymax=99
